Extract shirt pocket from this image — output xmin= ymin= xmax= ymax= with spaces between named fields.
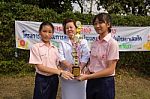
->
xmin=99 ymin=54 xmax=107 ymax=62
xmin=91 ymin=47 xmax=97 ymax=57
xmin=39 ymin=51 xmax=47 ymax=61
xmin=97 ymin=49 xmax=107 ymax=61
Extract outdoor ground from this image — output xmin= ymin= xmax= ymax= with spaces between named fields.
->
xmin=0 ymin=68 xmax=150 ymax=99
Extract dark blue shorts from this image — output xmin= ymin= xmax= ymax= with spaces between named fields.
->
xmin=33 ymin=73 xmax=59 ymax=99
xmin=86 ymin=76 xmax=115 ymax=99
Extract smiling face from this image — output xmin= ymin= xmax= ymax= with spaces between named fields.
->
xmin=93 ymin=13 xmax=112 ymax=39
xmin=65 ymin=22 xmax=77 ymax=39
xmin=39 ymin=25 xmax=54 ymax=43
xmin=93 ymin=18 xmax=110 ymax=36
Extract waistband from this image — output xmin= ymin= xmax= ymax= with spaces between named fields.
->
xmin=36 ymin=73 xmax=58 ymax=78
xmin=89 ymin=76 xmax=114 ymax=81
xmin=90 ymin=72 xmax=115 ymax=77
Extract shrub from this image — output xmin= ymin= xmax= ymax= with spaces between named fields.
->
xmin=0 ymin=2 xmax=150 ymax=75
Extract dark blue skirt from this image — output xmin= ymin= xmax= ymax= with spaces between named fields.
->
xmin=33 ymin=73 xmax=59 ymax=99
xmin=86 ymin=76 xmax=115 ymax=99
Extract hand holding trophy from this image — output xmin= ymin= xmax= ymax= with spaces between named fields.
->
xmin=72 ymin=21 xmax=82 ymax=77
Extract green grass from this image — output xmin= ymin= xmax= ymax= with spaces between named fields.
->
xmin=0 ymin=68 xmax=150 ymax=99
xmin=115 ymin=68 xmax=150 ymax=99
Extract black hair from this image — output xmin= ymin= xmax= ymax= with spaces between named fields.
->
xmin=92 ymin=13 xmax=112 ymax=33
xmin=62 ymin=18 xmax=77 ymax=34
xmin=39 ymin=22 xmax=54 ymax=33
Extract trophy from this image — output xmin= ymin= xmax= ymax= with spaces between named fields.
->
xmin=72 ymin=21 xmax=82 ymax=77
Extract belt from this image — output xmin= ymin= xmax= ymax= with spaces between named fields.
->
xmin=36 ymin=73 xmax=58 ymax=78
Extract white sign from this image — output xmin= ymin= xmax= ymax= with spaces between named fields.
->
xmin=15 ymin=21 xmax=150 ymax=51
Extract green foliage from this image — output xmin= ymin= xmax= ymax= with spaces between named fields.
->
xmin=59 ymin=11 xmax=93 ymax=24
xmin=74 ymin=12 xmax=93 ymax=25
xmin=0 ymin=60 xmax=34 ymax=74
xmin=0 ymin=2 xmax=150 ymax=75
xmin=111 ymin=14 xmax=150 ymax=26
xmin=117 ymin=52 xmax=150 ymax=75
xmin=97 ymin=0 xmax=150 ymax=16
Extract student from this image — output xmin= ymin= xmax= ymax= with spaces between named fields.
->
xmin=58 ymin=18 xmax=90 ymax=99
xmin=29 ymin=22 xmax=73 ymax=99
xmin=77 ymin=13 xmax=119 ymax=99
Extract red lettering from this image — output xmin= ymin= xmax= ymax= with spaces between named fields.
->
xmin=54 ymin=26 xmax=63 ymax=33
xmin=81 ymin=27 xmax=91 ymax=34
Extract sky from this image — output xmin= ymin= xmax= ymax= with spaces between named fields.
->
xmin=72 ymin=1 xmax=150 ymax=16
xmin=72 ymin=1 xmax=107 ymax=14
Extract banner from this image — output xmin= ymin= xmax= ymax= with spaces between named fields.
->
xmin=15 ymin=21 xmax=150 ymax=51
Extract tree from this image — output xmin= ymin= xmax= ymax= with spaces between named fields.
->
xmin=38 ymin=0 xmax=73 ymax=13
xmin=72 ymin=0 xmax=84 ymax=13
xmin=73 ymin=0 xmax=95 ymax=14
xmin=95 ymin=0 xmax=150 ymax=16
xmin=2 ymin=0 xmax=73 ymax=14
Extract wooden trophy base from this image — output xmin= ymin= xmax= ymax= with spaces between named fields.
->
xmin=72 ymin=66 xmax=80 ymax=77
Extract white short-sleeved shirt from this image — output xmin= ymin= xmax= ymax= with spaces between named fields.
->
xmin=58 ymin=36 xmax=90 ymax=99
xmin=59 ymin=36 xmax=90 ymax=70
xmin=88 ymin=33 xmax=119 ymax=76
xmin=29 ymin=42 xmax=59 ymax=76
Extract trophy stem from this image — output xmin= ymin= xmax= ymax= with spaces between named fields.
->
xmin=72 ymin=43 xmax=80 ymax=77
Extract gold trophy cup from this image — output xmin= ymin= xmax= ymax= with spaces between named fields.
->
xmin=72 ymin=21 xmax=82 ymax=77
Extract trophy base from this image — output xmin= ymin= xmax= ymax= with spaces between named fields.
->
xmin=72 ymin=66 xmax=80 ymax=77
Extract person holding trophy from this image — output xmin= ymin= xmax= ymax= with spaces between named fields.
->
xmin=29 ymin=22 xmax=74 ymax=99
xmin=77 ymin=13 xmax=119 ymax=99
xmin=58 ymin=18 xmax=90 ymax=99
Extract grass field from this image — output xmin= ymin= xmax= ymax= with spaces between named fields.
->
xmin=0 ymin=68 xmax=150 ymax=99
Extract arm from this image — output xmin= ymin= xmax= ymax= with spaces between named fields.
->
xmin=36 ymin=64 xmax=74 ymax=80
xmin=36 ymin=64 xmax=60 ymax=75
xmin=81 ymin=60 xmax=117 ymax=80
xmin=29 ymin=44 xmax=73 ymax=79
xmin=60 ymin=60 xmax=73 ymax=71
xmin=78 ymin=40 xmax=119 ymax=80
xmin=80 ymin=40 xmax=90 ymax=72
xmin=58 ymin=41 xmax=73 ymax=70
